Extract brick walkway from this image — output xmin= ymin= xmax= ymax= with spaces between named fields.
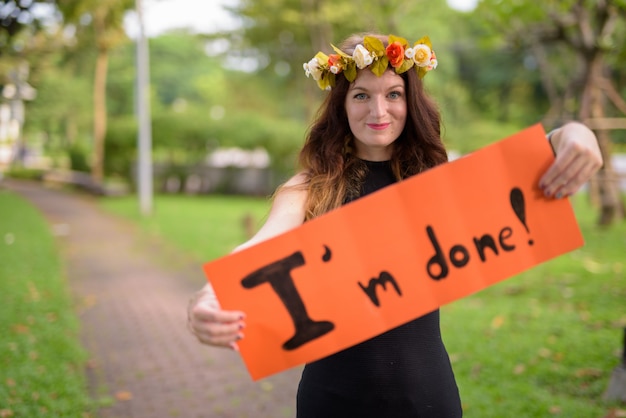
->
xmin=6 ymin=179 xmax=300 ymax=418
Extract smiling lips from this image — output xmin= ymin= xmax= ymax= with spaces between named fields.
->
xmin=367 ymin=123 xmax=390 ymax=130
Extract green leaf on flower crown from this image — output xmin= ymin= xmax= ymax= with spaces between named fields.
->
xmin=413 ymin=36 xmax=433 ymax=50
xmin=388 ymin=34 xmax=409 ymax=48
xmin=416 ymin=66 xmax=428 ymax=79
xmin=317 ymin=72 xmax=335 ymax=90
xmin=315 ymin=51 xmax=330 ymax=67
xmin=395 ymin=58 xmax=414 ymax=74
xmin=331 ymin=44 xmax=351 ymax=59
xmin=370 ymin=56 xmax=389 ymax=77
xmin=363 ymin=36 xmax=385 ymax=58
xmin=344 ymin=62 xmax=357 ymax=82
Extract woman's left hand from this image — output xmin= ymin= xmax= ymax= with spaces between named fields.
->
xmin=539 ymin=122 xmax=603 ymax=199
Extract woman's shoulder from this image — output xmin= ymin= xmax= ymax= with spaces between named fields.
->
xmin=234 ymin=172 xmax=309 ymax=251
xmin=282 ymin=171 xmax=309 ymax=188
xmin=273 ymin=171 xmax=309 ymax=211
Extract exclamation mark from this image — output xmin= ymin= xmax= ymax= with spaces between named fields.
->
xmin=510 ymin=187 xmax=534 ymax=246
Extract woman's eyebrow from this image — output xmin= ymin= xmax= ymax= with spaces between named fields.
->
xmin=350 ymin=84 xmax=405 ymax=91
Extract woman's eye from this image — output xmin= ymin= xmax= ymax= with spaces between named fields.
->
xmin=354 ymin=93 xmax=367 ymax=100
xmin=388 ymin=91 xmax=402 ymax=99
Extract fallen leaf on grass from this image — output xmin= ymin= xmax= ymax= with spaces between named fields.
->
xmin=4 ymin=233 xmax=15 ymax=245
xmin=0 ymin=409 xmax=13 ymax=417
xmin=604 ymin=409 xmax=626 ymax=418
xmin=513 ymin=364 xmax=526 ymax=375
xmin=549 ymin=405 xmax=561 ymax=414
xmin=575 ymin=368 xmax=603 ymax=378
xmin=27 ymin=281 xmax=40 ymax=302
xmin=582 ymin=257 xmax=609 ymax=274
xmin=491 ymin=315 xmax=505 ymax=329
xmin=11 ymin=324 xmax=29 ymax=334
xmin=538 ymin=347 xmax=552 ymax=358
xmin=611 ymin=316 xmax=626 ymax=328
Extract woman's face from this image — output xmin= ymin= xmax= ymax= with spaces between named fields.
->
xmin=345 ymin=69 xmax=407 ymax=161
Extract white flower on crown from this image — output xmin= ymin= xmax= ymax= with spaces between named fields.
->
xmin=428 ymin=56 xmax=438 ymax=70
xmin=412 ymin=44 xmax=432 ymax=67
xmin=303 ymin=58 xmax=323 ymax=81
xmin=353 ymin=44 xmax=374 ymax=69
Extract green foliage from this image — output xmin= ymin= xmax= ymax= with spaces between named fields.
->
xmin=150 ymin=32 xmax=225 ymax=106
xmin=0 ymin=191 xmax=94 ymax=416
xmin=11 ymin=0 xmax=626 ymax=197
xmin=442 ymin=119 xmax=526 ymax=154
xmin=215 ymin=110 xmax=305 ymax=173
xmin=5 ymin=167 xmax=45 ymax=180
xmin=68 ymin=143 xmax=91 ymax=172
xmin=25 ymin=67 xmax=92 ymax=146
xmin=104 ymin=115 xmax=137 ymax=178
xmin=106 ymin=44 xmax=137 ymax=117
xmin=151 ymin=107 xmax=210 ymax=152
xmin=103 ymin=32 xmax=307 ymax=178
xmin=473 ymin=0 xmax=626 ymax=124
xmin=99 ymin=194 xmax=271 ymax=261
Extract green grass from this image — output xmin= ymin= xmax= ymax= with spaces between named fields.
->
xmin=99 ymin=192 xmax=626 ymax=417
xmin=99 ymin=194 xmax=272 ymax=262
xmin=444 ymin=193 xmax=626 ymax=417
xmin=0 ymin=190 xmax=93 ymax=417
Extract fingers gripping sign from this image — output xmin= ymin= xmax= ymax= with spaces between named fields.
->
xmin=541 ymin=122 xmax=603 ymax=198
xmin=188 ymin=288 xmax=245 ymax=350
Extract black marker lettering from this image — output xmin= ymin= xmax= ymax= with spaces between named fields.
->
xmin=426 ymin=225 xmax=449 ymax=280
xmin=499 ymin=227 xmax=515 ymax=251
xmin=358 ymin=271 xmax=402 ymax=307
xmin=473 ymin=234 xmax=498 ymax=262
xmin=241 ymin=251 xmax=334 ymax=350
xmin=425 ymin=225 xmax=519 ymax=280
xmin=450 ymin=244 xmax=470 ymax=267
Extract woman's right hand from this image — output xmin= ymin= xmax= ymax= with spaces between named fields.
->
xmin=187 ymin=287 xmax=246 ymax=350
xmin=187 ymin=172 xmax=308 ymax=350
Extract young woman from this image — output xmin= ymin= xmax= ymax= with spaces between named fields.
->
xmin=188 ymin=33 xmax=603 ymax=417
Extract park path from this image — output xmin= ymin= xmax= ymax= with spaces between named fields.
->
xmin=5 ymin=179 xmax=300 ymax=418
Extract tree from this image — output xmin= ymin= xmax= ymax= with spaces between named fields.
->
xmin=0 ymin=0 xmax=57 ymax=56
xmin=477 ymin=0 xmax=626 ymax=225
xmin=56 ymin=0 xmax=134 ymax=183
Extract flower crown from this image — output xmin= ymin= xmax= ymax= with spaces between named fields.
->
xmin=303 ymin=34 xmax=438 ymax=90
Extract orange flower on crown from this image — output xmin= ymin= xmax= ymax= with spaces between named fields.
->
xmin=327 ymin=54 xmax=343 ymax=74
xmin=386 ymin=42 xmax=404 ymax=68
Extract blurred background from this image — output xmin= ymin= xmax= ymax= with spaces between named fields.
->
xmin=0 ymin=0 xmax=624 ymax=218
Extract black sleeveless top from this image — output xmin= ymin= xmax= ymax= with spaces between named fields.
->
xmin=296 ymin=160 xmax=463 ymax=418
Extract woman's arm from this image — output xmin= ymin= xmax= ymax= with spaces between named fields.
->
xmin=187 ymin=172 xmax=309 ymax=350
xmin=540 ymin=122 xmax=603 ymax=198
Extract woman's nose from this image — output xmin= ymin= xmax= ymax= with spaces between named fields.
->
xmin=370 ymin=96 xmax=387 ymax=117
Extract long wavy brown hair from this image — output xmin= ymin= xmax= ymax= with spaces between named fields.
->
xmin=291 ymin=33 xmax=447 ymax=221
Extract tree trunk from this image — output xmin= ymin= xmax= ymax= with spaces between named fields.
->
xmin=580 ymin=56 xmax=624 ymax=225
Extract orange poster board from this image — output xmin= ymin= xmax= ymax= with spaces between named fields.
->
xmin=203 ymin=124 xmax=584 ymax=380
